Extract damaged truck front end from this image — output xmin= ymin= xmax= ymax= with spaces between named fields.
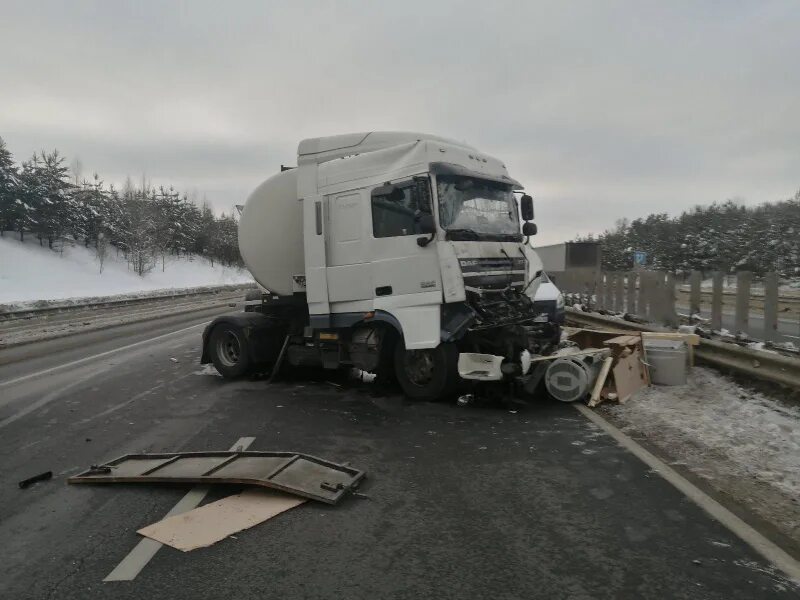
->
xmin=441 ymin=268 xmax=561 ymax=391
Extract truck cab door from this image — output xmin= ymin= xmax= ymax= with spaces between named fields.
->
xmin=325 ymin=190 xmax=373 ymax=308
xmin=367 ymin=177 xmax=442 ymax=349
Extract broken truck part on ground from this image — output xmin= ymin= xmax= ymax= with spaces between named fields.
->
xmin=68 ymin=451 xmax=365 ymax=505
xmin=534 ymin=328 xmax=699 ymax=407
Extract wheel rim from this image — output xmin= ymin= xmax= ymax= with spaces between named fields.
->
xmin=216 ymin=331 xmax=242 ymax=367
xmin=403 ymin=349 xmax=436 ymax=386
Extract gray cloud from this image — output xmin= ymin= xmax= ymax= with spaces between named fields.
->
xmin=1 ymin=0 xmax=798 ymax=244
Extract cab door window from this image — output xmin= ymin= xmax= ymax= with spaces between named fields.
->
xmin=371 ymin=179 xmax=432 ymax=238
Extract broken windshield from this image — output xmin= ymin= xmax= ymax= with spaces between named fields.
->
xmin=436 ymin=175 xmax=521 ymax=240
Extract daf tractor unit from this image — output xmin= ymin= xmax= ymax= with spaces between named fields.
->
xmin=200 ymin=132 xmax=560 ymax=401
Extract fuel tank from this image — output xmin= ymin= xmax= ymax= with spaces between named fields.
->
xmin=237 ymin=168 xmax=304 ymax=295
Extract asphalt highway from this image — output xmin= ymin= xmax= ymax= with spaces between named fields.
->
xmin=0 ymin=307 xmax=797 ymax=599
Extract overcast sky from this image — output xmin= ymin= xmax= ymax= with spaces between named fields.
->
xmin=1 ymin=1 xmax=798 ymax=245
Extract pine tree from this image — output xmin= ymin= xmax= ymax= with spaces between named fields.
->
xmin=0 ymin=136 xmax=21 ymax=236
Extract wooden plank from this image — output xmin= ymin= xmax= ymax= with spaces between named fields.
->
xmin=566 ymin=328 xmax=631 ymax=349
xmin=588 ymin=356 xmax=614 ymax=408
xmin=612 ymin=348 xmax=648 ymax=403
xmin=641 ymin=332 xmax=700 ymax=345
xmin=603 ymin=335 xmax=641 ymax=347
xmin=138 ymin=490 xmax=305 ymax=552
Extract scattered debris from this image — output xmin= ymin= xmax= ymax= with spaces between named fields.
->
xmin=68 ymin=450 xmax=365 ymax=504
xmin=193 ymin=364 xmax=222 ymax=377
xmin=457 ymin=394 xmax=474 ymax=407
xmin=87 ymin=464 xmax=112 ymax=474
xmin=19 ymin=471 xmax=53 ymax=489
xmin=552 ymin=327 xmax=701 ymax=408
xmin=169 ymin=357 xmax=179 ymax=363
xmin=545 ymin=350 xmax=611 ymax=403
xmin=138 ymin=489 xmax=306 ymax=552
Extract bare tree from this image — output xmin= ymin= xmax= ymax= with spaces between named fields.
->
xmin=96 ymin=231 xmax=108 ymax=273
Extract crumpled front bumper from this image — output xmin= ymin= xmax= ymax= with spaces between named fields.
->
xmin=457 ymin=351 xmax=533 ymax=381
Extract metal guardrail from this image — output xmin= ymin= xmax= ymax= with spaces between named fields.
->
xmin=0 ymin=283 xmax=256 ymax=322
xmin=566 ymin=307 xmax=800 ymax=391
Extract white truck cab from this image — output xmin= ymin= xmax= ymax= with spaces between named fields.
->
xmin=203 ymin=132 xmax=559 ymax=400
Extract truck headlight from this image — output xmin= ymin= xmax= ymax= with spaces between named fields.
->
xmin=556 ymin=293 xmax=564 ymax=309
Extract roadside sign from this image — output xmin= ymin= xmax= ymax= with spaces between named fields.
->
xmin=633 ymin=251 xmax=647 ymax=266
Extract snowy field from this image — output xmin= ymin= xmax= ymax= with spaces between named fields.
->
xmin=604 ymin=367 xmax=800 ymax=543
xmin=0 ymin=235 xmax=253 ymax=304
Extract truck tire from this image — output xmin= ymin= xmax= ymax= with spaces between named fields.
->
xmin=394 ymin=341 xmax=459 ymax=401
xmin=209 ymin=323 xmax=252 ymax=378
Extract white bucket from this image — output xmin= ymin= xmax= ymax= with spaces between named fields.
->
xmin=644 ymin=340 xmax=688 ymax=386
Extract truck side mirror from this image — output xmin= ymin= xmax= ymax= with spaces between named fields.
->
xmin=522 ymin=221 xmax=537 ymax=237
xmin=415 ymin=211 xmax=436 ymax=247
xmin=520 ymin=194 xmax=534 ymax=221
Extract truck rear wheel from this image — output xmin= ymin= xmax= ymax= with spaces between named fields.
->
xmin=209 ymin=324 xmax=252 ymax=378
xmin=394 ymin=341 xmax=459 ymax=401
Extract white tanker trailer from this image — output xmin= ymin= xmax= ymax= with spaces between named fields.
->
xmin=201 ymin=132 xmax=560 ymax=401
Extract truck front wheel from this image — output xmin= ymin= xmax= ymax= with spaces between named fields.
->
xmin=209 ymin=324 xmax=252 ymax=378
xmin=394 ymin=341 xmax=459 ymax=401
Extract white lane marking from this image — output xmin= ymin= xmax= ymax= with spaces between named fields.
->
xmin=104 ymin=436 xmax=256 ymax=582
xmin=574 ymin=404 xmax=800 ymax=585
xmin=0 ymin=322 xmax=207 ymax=388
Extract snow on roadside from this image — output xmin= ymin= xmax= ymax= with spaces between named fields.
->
xmin=0 ymin=235 xmax=253 ymax=304
xmin=603 ymin=367 xmax=800 ymax=544
xmin=605 ymin=367 xmax=800 ymax=499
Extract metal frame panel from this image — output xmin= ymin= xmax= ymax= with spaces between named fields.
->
xmin=68 ymin=451 xmax=366 ymax=505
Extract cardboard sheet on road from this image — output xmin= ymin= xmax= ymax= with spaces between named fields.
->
xmin=137 ymin=489 xmax=306 ymax=552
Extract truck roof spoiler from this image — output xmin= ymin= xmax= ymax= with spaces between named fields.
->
xmin=297 ymin=131 xmax=476 ymax=166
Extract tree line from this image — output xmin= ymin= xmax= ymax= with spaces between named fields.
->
xmin=578 ymin=193 xmax=800 ymax=278
xmin=0 ymin=136 xmax=242 ymax=275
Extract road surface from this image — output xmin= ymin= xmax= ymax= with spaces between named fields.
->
xmin=0 ymin=308 xmax=797 ymax=599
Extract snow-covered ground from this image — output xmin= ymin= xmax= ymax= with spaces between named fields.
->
xmin=603 ymin=367 xmax=800 ymax=543
xmin=0 ymin=235 xmax=253 ymax=304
